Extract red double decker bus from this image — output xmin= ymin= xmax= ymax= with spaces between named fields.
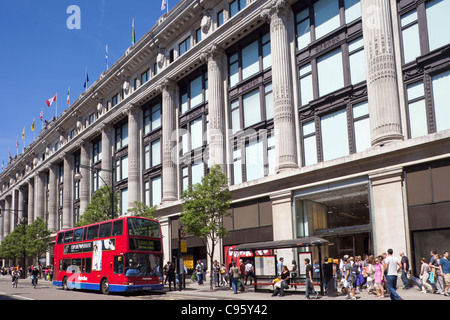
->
xmin=53 ymin=216 xmax=164 ymax=294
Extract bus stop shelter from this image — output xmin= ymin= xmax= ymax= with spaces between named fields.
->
xmin=232 ymin=237 xmax=333 ymax=295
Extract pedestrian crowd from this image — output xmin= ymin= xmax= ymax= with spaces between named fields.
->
xmin=331 ymin=248 xmax=450 ymax=300
xmin=163 ymin=248 xmax=450 ymax=300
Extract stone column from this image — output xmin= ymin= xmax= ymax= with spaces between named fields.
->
xmin=159 ymin=79 xmax=178 ymax=202
xmin=270 ymin=191 xmax=295 ymax=266
xmin=159 ymin=218 xmax=171 ymax=270
xmin=11 ymin=189 xmax=18 ymax=230
xmin=369 ymin=168 xmax=408 ymax=255
xmin=63 ymin=153 xmax=73 ymax=230
xmin=101 ymin=124 xmax=114 ymax=187
xmin=361 ymin=0 xmax=404 ymax=145
xmin=80 ymin=142 xmax=91 ymax=216
xmin=262 ymin=1 xmax=298 ymax=172
xmin=48 ymin=164 xmax=58 ymax=232
xmin=27 ymin=178 xmax=35 ymax=225
xmin=127 ymin=105 xmax=141 ymax=208
xmin=3 ymin=196 xmax=10 ymax=238
xmin=18 ymin=187 xmax=26 ymax=224
xmin=202 ymin=44 xmax=226 ymax=170
xmin=35 ymin=172 xmax=46 ymax=221
xmin=0 ymin=200 xmax=4 ymax=242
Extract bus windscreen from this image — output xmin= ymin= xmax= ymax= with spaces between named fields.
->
xmin=127 ymin=218 xmax=160 ymax=238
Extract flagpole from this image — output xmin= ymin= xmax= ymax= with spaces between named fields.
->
xmin=167 ymin=0 xmax=169 ymax=13
xmin=55 ymin=92 xmax=58 ymax=118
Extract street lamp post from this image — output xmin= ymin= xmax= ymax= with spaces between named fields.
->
xmin=73 ymin=165 xmax=115 ymax=221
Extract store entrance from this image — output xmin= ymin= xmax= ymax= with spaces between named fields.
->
xmin=323 ymin=232 xmax=372 ymax=258
xmin=294 ymin=181 xmax=373 ymax=258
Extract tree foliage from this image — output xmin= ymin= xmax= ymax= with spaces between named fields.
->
xmin=0 ymin=226 xmax=24 ymax=260
xmin=75 ymin=185 xmax=119 ymax=227
xmin=0 ymin=218 xmax=51 ymax=265
xmin=127 ymin=201 xmax=157 ymax=219
xmin=180 ymin=165 xmax=232 ymax=290
xmin=25 ymin=218 xmax=52 ymax=265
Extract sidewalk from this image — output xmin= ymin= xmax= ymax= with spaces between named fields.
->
xmin=164 ymin=279 xmax=450 ymax=301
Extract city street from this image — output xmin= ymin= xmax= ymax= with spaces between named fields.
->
xmin=0 ymin=274 xmax=448 ymax=319
xmin=0 ymin=274 xmax=448 ymax=301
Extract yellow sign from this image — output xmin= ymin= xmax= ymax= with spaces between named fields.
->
xmin=183 ymin=254 xmax=194 ymax=269
xmin=180 ymin=240 xmax=187 ymax=253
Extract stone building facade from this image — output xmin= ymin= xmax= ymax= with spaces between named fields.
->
xmin=1 ymin=0 xmax=449 ymax=274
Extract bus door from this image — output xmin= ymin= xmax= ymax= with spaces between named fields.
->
xmin=114 ymin=256 xmax=124 ymax=275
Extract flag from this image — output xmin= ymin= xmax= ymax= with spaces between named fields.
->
xmin=40 ymin=108 xmax=44 ymax=121
xmin=67 ymin=86 xmax=70 ymax=105
xmin=46 ymin=94 xmax=57 ymax=107
xmin=31 ymin=118 xmax=35 ymax=132
xmin=83 ymin=68 xmax=89 ymax=90
xmin=161 ymin=0 xmax=167 ymax=11
xmin=131 ymin=18 xmax=135 ymax=45
xmin=1 ymin=161 xmax=3 ymax=170
xmin=22 ymin=127 xmax=25 ymax=140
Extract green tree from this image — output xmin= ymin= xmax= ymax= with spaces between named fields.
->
xmin=127 ymin=201 xmax=157 ymax=219
xmin=0 ymin=226 xmax=24 ymax=262
xmin=180 ymin=165 xmax=232 ymax=290
xmin=25 ymin=218 xmax=52 ymax=266
xmin=75 ymin=185 xmax=119 ymax=227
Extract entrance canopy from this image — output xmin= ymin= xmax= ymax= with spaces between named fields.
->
xmin=232 ymin=236 xmax=332 ymax=251
xmin=232 ymin=236 xmax=333 ymax=295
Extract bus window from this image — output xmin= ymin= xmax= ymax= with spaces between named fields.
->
xmin=57 ymin=232 xmax=64 ymax=245
xmin=112 ymin=220 xmax=123 ymax=236
xmin=87 ymin=225 xmax=99 ymax=240
xmin=64 ymin=230 xmax=74 ymax=243
xmin=114 ymin=256 xmax=124 ymax=274
xmin=71 ymin=258 xmax=82 ymax=273
xmin=128 ymin=218 xmax=160 ymax=237
xmin=85 ymin=258 xmax=92 ymax=273
xmin=81 ymin=258 xmax=92 ymax=273
xmin=73 ymin=228 xmax=84 ymax=242
xmin=99 ymin=222 xmax=112 ymax=238
xmin=62 ymin=259 xmax=71 ymax=272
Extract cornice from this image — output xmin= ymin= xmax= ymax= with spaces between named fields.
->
xmin=0 ymin=0 xmax=272 ymax=192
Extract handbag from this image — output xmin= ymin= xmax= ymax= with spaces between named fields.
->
xmin=429 ymin=271 xmax=435 ymax=284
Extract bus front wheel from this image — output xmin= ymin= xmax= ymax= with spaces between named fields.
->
xmin=100 ymin=279 xmax=110 ymax=295
xmin=62 ymin=277 xmax=69 ymax=290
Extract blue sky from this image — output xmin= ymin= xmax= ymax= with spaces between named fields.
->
xmin=0 ymin=0 xmax=179 ymax=168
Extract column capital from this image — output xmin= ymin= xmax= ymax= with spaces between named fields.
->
xmin=97 ymin=122 xmax=113 ymax=134
xmin=123 ymin=103 xmax=140 ymax=117
xmin=157 ymin=77 xmax=177 ymax=93
xmin=200 ymin=43 xmax=225 ymax=63
xmin=260 ymin=0 xmax=291 ymax=21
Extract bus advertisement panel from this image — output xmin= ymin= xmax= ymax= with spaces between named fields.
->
xmin=53 ymin=216 xmax=164 ymax=294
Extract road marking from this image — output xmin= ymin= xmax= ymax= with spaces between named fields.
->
xmin=11 ymin=294 xmax=34 ymax=300
xmin=0 ymin=291 xmax=34 ymax=300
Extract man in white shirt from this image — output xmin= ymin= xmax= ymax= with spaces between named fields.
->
xmin=277 ymin=257 xmax=284 ymax=275
xmin=384 ymin=248 xmax=403 ymax=300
